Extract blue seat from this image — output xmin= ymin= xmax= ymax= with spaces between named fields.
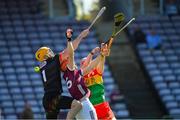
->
xmin=23 ymin=53 xmax=34 ymax=60
xmin=2 ymin=101 xmax=14 ymax=108
xmin=152 ymin=50 xmax=163 ymax=56
xmin=116 ymin=110 xmax=129 ymax=118
xmin=0 ymin=39 xmax=6 ymax=46
xmin=104 ymin=71 xmax=111 ymax=78
xmin=0 ymin=94 xmax=11 ymax=101
xmin=149 ymin=69 xmax=161 ymax=77
xmin=163 ymin=49 xmax=174 ymax=55
xmin=37 ymin=26 xmax=48 ymax=32
xmin=0 ymin=88 xmax=9 ymax=94
xmin=11 ymin=54 xmax=22 ymax=60
xmin=163 ymin=43 xmax=172 ymax=49
xmin=158 ymin=63 xmax=169 ymax=69
xmin=10 ymin=87 xmax=21 ymax=94
xmin=16 ymin=67 xmax=27 ymax=73
xmin=24 ymin=94 xmax=35 ymax=100
xmin=27 ymin=100 xmax=38 ymax=106
xmin=165 ymin=101 xmax=178 ymax=109
xmin=21 ymin=47 xmax=31 ymax=53
xmin=9 ymin=47 xmax=20 ymax=53
xmin=162 ymin=22 xmax=173 ymax=28
xmin=19 ymin=80 xmax=31 ymax=87
xmin=139 ymin=23 xmax=149 ymax=29
xmin=30 ymin=39 xmax=41 ymax=45
xmin=28 ymin=32 xmax=39 ymax=39
xmin=0 ymin=81 xmax=7 ymax=88
xmin=34 ymin=87 xmax=44 ymax=93
xmin=6 ymin=114 xmax=17 ymax=119
xmin=169 ymin=108 xmax=180 ymax=116
xmin=154 ymin=56 xmax=166 ymax=62
xmin=104 ymin=77 xmax=114 ymax=84
xmin=158 ymin=88 xmax=171 ymax=96
xmin=12 ymin=94 xmax=23 ymax=100
xmin=155 ymin=82 xmax=167 ymax=90
xmin=19 ymin=40 xmax=29 ymax=46
xmin=16 ymin=33 xmax=27 ymax=39
xmin=50 ymin=32 xmax=61 ymax=38
xmin=22 ymin=87 xmax=33 ymax=94
xmin=169 ymin=82 xmax=180 ymax=89
xmin=13 ymin=60 xmax=24 ymax=66
xmin=113 ymin=103 xmax=127 ymax=110
xmin=3 ymin=108 xmax=15 ymax=114
xmin=161 ymin=69 xmax=173 ymax=76
xmin=137 ymin=44 xmax=147 ymax=50
xmin=36 ymin=93 xmax=44 ymax=100
xmin=166 ymin=55 xmax=178 ymax=62
xmin=164 ymin=75 xmax=176 ymax=82
xmin=172 ymin=88 xmax=180 ymax=96
xmin=17 ymin=74 xmax=29 ymax=80
xmin=32 ymin=80 xmax=42 ymax=86
xmin=150 ymin=22 xmax=161 ymax=28
xmin=24 ymin=60 xmax=36 ymax=66
xmin=48 ymin=25 xmax=59 ymax=31
xmin=162 ymin=94 xmax=175 ymax=102
xmin=3 ymin=68 xmax=15 ymax=74
xmin=174 ymin=68 xmax=180 ymax=75
xmin=7 ymin=40 xmax=18 ymax=46
xmin=0 ymin=54 xmax=10 ymax=60
xmin=142 ymin=56 xmax=154 ymax=63
xmin=14 ymin=27 xmax=24 ymax=34
xmin=164 ymin=28 xmax=176 ymax=35
xmin=24 ymin=20 xmax=34 ymax=25
xmin=8 ymin=81 xmax=19 ymax=87
xmin=139 ymin=50 xmax=151 ymax=57
xmin=27 ymin=67 xmax=35 ymax=73
xmin=29 ymin=73 xmax=41 ymax=80
xmin=145 ymin=63 xmax=157 ymax=70
xmin=6 ymin=74 xmax=17 ymax=81
xmin=32 ymin=106 xmax=41 ymax=113
xmin=170 ymin=62 xmax=180 ymax=69
xmin=3 ymin=27 xmax=14 ymax=33
xmin=2 ymin=61 xmax=13 ymax=67
xmin=175 ymin=95 xmax=180 ymax=102
xmin=172 ymin=42 xmax=180 ymax=48
xmin=152 ymin=75 xmax=164 ymax=83
xmin=14 ymin=100 xmax=25 ymax=107
xmin=39 ymin=32 xmax=50 ymax=38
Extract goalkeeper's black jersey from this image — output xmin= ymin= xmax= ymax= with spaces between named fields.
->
xmin=39 ymin=54 xmax=63 ymax=95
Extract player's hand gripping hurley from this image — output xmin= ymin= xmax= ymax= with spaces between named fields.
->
xmin=105 ymin=13 xmax=135 ymax=50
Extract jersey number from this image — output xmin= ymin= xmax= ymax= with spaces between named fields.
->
xmin=66 ymin=78 xmax=86 ymax=95
xmin=42 ymin=70 xmax=47 ymax=82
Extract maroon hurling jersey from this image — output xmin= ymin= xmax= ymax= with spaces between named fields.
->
xmin=63 ymin=68 xmax=90 ymax=100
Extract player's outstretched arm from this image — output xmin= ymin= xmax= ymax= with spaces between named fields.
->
xmin=72 ymin=29 xmax=89 ymax=50
xmin=83 ymin=47 xmax=100 ymax=67
xmin=82 ymin=54 xmax=103 ymax=76
xmin=66 ymin=29 xmax=75 ymax=70
xmin=61 ymin=29 xmax=89 ymax=62
xmin=96 ymin=43 xmax=108 ymax=73
xmin=97 ymin=55 xmax=105 ymax=74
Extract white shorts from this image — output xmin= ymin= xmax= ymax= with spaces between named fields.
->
xmin=76 ymin=98 xmax=97 ymax=120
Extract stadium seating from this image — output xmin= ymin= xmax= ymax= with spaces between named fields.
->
xmin=129 ymin=15 xmax=180 ymax=118
xmin=0 ymin=0 xmax=129 ymax=119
